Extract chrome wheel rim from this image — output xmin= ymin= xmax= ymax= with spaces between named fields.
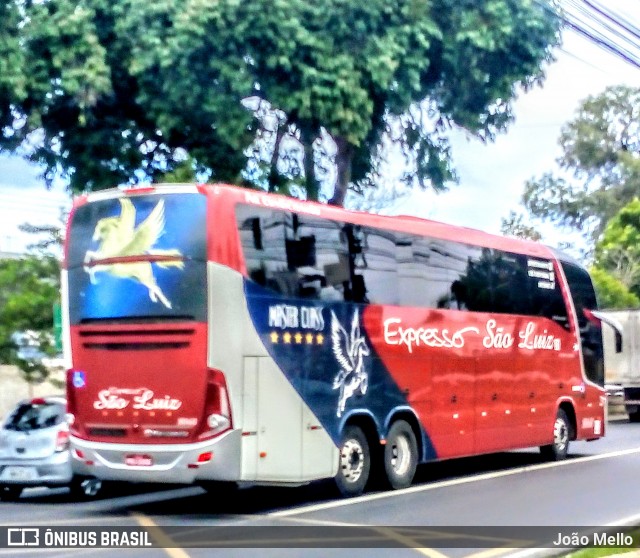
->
xmin=390 ymin=434 xmax=411 ymax=476
xmin=553 ymin=418 xmax=568 ymax=452
xmin=340 ymin=439 xmax=364 ymax=483
xmin=82 ymin=479 xmax=102 ymax=497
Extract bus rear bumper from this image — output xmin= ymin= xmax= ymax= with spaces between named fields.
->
xmin=70 ymin=430 xmax=241 ymax=484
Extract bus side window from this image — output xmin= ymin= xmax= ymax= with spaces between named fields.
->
xmin=527 ymin=258 xmax=569 ymax=328
xmin=236 ymin=206 xmax=289 ymax=295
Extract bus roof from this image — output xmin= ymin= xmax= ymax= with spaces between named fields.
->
xmin=75 ymin=183 xmax=557 ymax=261
xmin=202 ymin=183 xmax=557 ymax=261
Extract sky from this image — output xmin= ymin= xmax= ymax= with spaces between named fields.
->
xmin=1 ymin=3 xmax=640 ymax=253
xmin=392 ymin=10 xmax=640 ymax=244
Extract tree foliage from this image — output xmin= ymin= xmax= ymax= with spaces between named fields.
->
xmin=589 ymin=267 xmax=639 ymax=310
xmin=0 ymin=255 xmax=61 ymax=385
xmin=524 ymin=85 xmax=640 ymax=241
xmin=500 ymin=210 xmax=542 ymax=241
xmin=594 ymin=199 xmax=640 ymax=296
xmin=1 ymin=0 xmax=560 ymax=203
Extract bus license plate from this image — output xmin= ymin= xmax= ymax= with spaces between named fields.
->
xmin=125 ymin=454 xmax=153 ymax=467
xmin=1 ymin=466 xmax=37 ymax=481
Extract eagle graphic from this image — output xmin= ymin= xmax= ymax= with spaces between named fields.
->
xmin=331 ymin=310 xmax=370 ymax=418
xmin=83 ymin=198 xmax=184 ymax=309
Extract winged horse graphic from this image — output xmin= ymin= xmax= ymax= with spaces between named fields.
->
xmin=83 ymin=198 xmax=184 ymax=309
xmin=331 ymin=310 xmax=370 ymax=418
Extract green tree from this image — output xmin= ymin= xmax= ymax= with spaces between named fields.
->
xmin=589 ymin=267 xmax=639 ymax=310
xmin=2 ymin=0 xmax=560 ymax=203
xmin=524 ymin=85 xmax=640 ymax=242
xmin=500 ymin=211 xmax=542 ymax=241
xmin=594 ymin=198 xmax=640 ymax=297
xmin=0 ymin=0 xmax=25 ymax=138
xmin=0 ymin=255 xmax=61 ymax=386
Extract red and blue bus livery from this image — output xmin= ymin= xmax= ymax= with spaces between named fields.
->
xmin=64 ymin=184 xmax=606 ymax=496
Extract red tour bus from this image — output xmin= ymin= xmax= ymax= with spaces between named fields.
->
xmin=63 ymin=184 xmax=606 ymax=496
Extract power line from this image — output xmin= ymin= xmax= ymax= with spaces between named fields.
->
xmin=533 ymin=0 xmax=640 ymax=70
xmin=583 ymin=0 xmax=640 ymax=43
xmin=559 ymin=0 xmax=640 ymax=70
xmin=563 ymin=0 xmax=640 ymax=67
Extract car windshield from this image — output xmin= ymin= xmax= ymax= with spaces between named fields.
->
xmin=4 ymin=401 xmax=65 ymax=431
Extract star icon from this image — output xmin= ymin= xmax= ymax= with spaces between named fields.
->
xmin=270 ymin=331 xmax=279 ymax=344
xmin=294 ymin=332 xmax=303 ymax=344
xmin=283 ymin=332 xmax=292 ymax=344
xmin=316 ymin=334 xmax=324 ymax=344
xmin=306 ymin=333 xmax=314 ymax=344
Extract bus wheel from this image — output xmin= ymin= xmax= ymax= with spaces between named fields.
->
xmin=540 ymin=409 xmax=570 ymax=461
xmin=335 ymin=425 xmax=370 ymax=497
xmin=384 ymin=420 xmax=418 ymax=489
xmin=199 ymin=481 xmax=238 ymax=497
xmin=69 ymin=476 xmax=102 ymax=499
xmin=628 ymin=410 xmax=640 ymax=423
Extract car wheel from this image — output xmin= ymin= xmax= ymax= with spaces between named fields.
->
xmin=540 ymin=409 xmax=571 ymax=461
xmin=384 ymin=420 xmax=418 ymax=490
xmin=0 ymin=485 xmax=23 ymax=501
xmin=335 ymin=425 xmax=370 ymax=497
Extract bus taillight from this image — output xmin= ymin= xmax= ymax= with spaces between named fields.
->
xmin=197 ymin=369 xmax=232 ymax=440
xmin=66 ymin=369 xmax=78 ymax=434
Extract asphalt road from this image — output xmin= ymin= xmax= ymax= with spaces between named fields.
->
xmin=1 ymin=419 xmax=640 ymax=558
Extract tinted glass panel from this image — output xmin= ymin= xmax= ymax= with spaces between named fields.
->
xmin=561 ymin=261 xmax=604 ymax=385
xmin=237 ymin=206 xmax=399 ymax=303
xmin=236 ymin=204 xmax=569 ymax=322
xmin=67 ymin=193 xmax=207 ymax=324
xmin=527 ymin=257 xmax=568 ymax=327
xmin=397 ymin=235 xmax=477 ymax=308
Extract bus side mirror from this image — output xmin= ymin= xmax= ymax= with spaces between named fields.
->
xmin=591 ymin=311 xmax=623 ymax=354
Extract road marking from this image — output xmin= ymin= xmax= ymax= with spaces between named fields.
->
xmin=274 ymin=516 xmax=453 ymax=555
xmin=131 ymin=513 xmax=191 ymax=558
xmin=268 ymin=446 xmax=640 ymax=517
xmin=372 ymin=527 xmax=450 ymax=558
xmin=0 ymin=550 xmax=108 ymax=556
xmin=274 ymin=515 xmax=367 ymax=527
xmin=0 ymin=516 xmax=140 ymax=527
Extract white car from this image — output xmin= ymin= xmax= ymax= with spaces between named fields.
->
xmin=0 ymin=396 xmax=100 ymax=500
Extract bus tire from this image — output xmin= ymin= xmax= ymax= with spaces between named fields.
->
xmin=0 ymin=485 xmax=23 ymax=501
xmin=540 ymin=408 xmax=570 ymax=461
xmin=199 ymin=481 xmax=238 ymax=497
xmin=335 ymin=425 xmax=370 ymax=497
xmin=384 ymin=420 xmax=418 ymax=490
xmin=628 ymin=410 xmax=640 ymax=423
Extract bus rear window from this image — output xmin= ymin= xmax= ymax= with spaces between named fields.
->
xmin=66 ymin=193 xmax=208 ymax=324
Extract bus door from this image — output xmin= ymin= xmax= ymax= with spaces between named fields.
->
xmin=241 ymin=356 xmax=335 ymax=483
